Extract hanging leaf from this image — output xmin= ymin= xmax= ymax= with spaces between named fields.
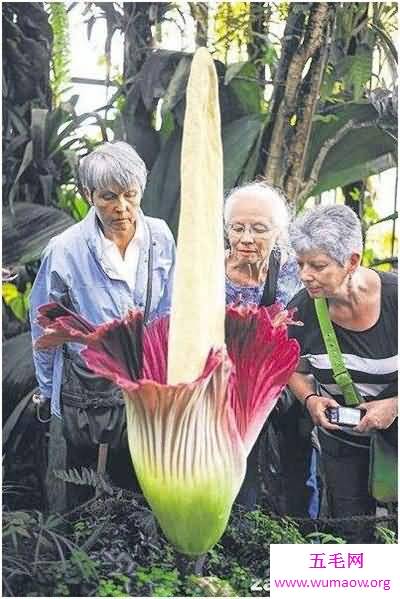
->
xmin=305 ymin=102 xmax=397 ymax=197
xmin=226 ymin=62 xmax=263 ymax=115
xmin=8 ymin=141 xmax=33 ymax=211
xmin=57 ymin=187 xmax=89 ymax=222
xmin=222 ymin=114 xmax=264 ymax=190
xmin=141 ymin=131 xmax=182 ymax=238
xmin=161 ymin=55 xmax=192 ymax=117
xmin=138 ymin=50 xmax=186 ymax=111
xmin=142 ymin=114 xmax=265 ymax=237
xmin=159 ymin=110 xmax=175 ymax=145
xmin=31 ymin=108 xmax=48 ymax=165
xmin=224 ymin=61 xmax=248 ymax=85
xmin=3 ymin=203 xmax=75 ymax=266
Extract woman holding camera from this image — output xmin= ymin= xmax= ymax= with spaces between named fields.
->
xmin=287 ymin=204 xmax=397 ymax=542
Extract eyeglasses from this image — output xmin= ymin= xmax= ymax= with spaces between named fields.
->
xmin=227 ymin=222 xmax=275 ymax=239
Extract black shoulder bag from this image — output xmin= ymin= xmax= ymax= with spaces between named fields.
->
xmin=61 ymin=223 xmax=154 ymax=450
xmin=259 ymin=249 xmax=280 ymax=307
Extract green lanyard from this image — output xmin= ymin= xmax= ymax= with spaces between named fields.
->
xmin=314 ymin=298 xmax=361 ymax=407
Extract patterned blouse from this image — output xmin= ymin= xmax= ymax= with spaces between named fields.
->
xmin=225 ymin=253 xmax=302 ymax=307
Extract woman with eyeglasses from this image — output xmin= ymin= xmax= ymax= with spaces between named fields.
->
xmin=225 ymin=181 xmax=301 ymax=307
xmin=30 ymin=141 xmax=176 ymax=508
xmin=224 ymin=181 xmax=317 ymax=521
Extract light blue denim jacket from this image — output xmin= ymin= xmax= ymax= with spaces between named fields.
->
xmin=29 ymin=207 xmax=176 ymax=417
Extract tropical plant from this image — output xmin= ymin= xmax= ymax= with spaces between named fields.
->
xmin=89 ymin=2 xmax=396 ymax=238
xmin=2 ymin=493 xmax=311 ymax=597
xmin=47 ymin=2 xmax=71 ymax=106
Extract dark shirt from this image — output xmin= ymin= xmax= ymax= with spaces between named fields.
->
xmin=287 ymin=271 xmax=398 ymax=444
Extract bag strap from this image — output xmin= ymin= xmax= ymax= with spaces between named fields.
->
xmin=314 ymin=297 xmax=361 ymax=407
xmin=260 ymin=249 xmax=281 ymax=306
xmin=143 ymin=223 xmax=154 ymax=324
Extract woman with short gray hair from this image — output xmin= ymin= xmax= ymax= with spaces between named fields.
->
xmin=287 ymin=204 xmax=398 ymax=542
xmin=78 ymin=140 xmax=148 ymax=198
xmin=30 ymin=140 xmax=176 ymax=508
xmin=289 ymin=204 xmax=363 ymax=266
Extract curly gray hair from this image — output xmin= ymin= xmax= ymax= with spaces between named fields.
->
xmin=290 ymin=204 xmax=363 ymax=265
xmin=78 ymin=141 xmax=147 ymax=197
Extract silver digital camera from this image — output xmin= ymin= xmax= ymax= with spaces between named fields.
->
xmin=325 ymin=406 xmax=362 ymax=427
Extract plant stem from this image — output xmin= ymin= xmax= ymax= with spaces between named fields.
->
xmin=175 ymin=553 xmax=206 ymax=577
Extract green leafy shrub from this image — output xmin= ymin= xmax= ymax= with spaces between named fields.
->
xmin=134 ymin=565 xmax=180 ymax=597
xmin=376 ymin=526 xmax=398 ymax=544
xmin=97 ymin=573 xmax=130 ymax=597
xmin=2 ymin=282 xmax=31 ymax=322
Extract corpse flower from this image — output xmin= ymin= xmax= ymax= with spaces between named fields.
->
xmin=35 ymin=48 xmax=300 ymax=556
xmin=36 ymin=302 xmax=299 ymax=555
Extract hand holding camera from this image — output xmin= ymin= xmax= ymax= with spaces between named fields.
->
xmin=304 ymin=394 xmax=342 ymax=431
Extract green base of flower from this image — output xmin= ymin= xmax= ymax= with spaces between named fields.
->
xmin=137 ymin=472 xmax=237 ymax=556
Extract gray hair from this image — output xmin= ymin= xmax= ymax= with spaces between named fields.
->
xmin=224 ymin=181 xmax=291 ymax=250
xmin=78 ymin=141 xmax=147 ymax=196
xmin=290 ymin=204 xmax=363 ymax=265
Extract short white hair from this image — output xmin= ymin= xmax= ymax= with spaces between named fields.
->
xmin=78 ymin=141 xmax=147 ymax=196
xmin=290 ymin=204 xmax=363 ymax=265
xmin=224 ymin=181 xmax=291 ymax=250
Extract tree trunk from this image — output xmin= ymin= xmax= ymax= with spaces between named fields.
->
xmin=258 ymin=3 xmax=336 ymax=205
xmin=283 ymin=8 xmax=334 ymax=202
xmin=247 ymin=2 xmax=271 ymax=84
xmin=256 ymin=7 xmax=306 ymax=184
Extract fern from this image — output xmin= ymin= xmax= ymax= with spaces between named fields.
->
xmin=54 ymin=467 xmax=114 ymax=495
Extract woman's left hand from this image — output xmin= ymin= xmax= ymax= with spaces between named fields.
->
xmin=354 ymin=397 xmax=398 ymax=433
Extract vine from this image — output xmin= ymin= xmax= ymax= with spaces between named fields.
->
xmin=47 ymin=2 xmax=71 ymax=107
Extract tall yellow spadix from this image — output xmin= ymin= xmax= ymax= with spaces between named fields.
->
xmin=167 ymin=48 xmax=225 ymax=385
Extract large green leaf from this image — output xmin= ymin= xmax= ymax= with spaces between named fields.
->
xmin=138 ymin=50 xmax=188 ymax=111
xmin=3 ymin=203 xmax=75 ymax=265
xmin=222 ymin=114 xmax=264 ymax=190
xmin=31 ymin=108 xmax=48 ymax=165
xmin=8 ymin=141 xmax=33 ymax=210
xmin=161 ymin=56 xmax=192 ymax=117
xmin=226 ymin=62 xmax=264 ymax=115
xmin=141 ymin=131 xmax=183 ymax=239
xmin=141 ymin=115 xmax=265 ymax=237
xmin=2 ymin=333 xmax=36 ymax=421
xmin=305 ymin=102 xmax=397 ymax=196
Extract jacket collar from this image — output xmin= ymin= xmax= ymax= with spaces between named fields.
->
xmin=83 ymin=206 xmax=150 ymax=260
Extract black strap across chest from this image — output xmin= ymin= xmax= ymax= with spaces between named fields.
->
xmin=143 ymin=224 xmax=153 ymax=324
xmin=259 ymin=250 xmax=281 ymax=307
